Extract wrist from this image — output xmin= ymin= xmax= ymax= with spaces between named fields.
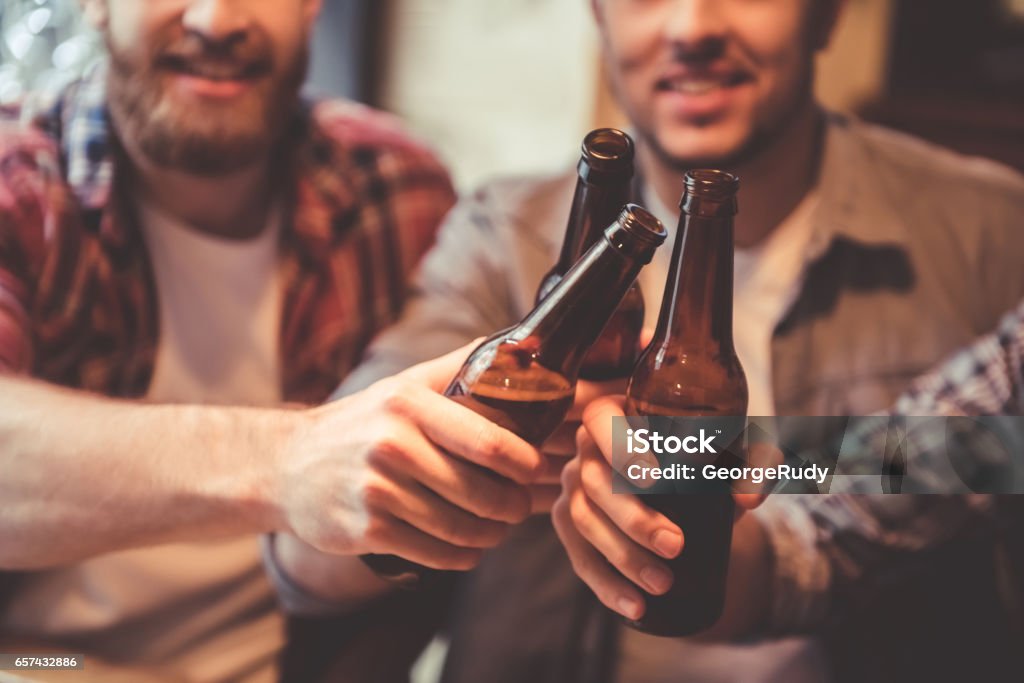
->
xmin=256 ymin=406 xmax=308 ymax=534
xmin=192 ymin=403 xmax=305 ymax=535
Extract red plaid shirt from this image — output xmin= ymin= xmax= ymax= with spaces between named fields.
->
xmin=0 ymin=70 xmax=456 ymax=403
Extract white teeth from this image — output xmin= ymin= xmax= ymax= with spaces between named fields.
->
xmin=672 ymin=79 xmax=720 ymax=95
xmin=177 ymin=64 xmax=247 ymax=81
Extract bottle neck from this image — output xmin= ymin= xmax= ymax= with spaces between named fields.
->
xmin=555 ymin=173 xmax=632 ymax=273
xmin=522 ymin=230 xmax=655 ymax=378
xmin=654 ymin=211 xmax=736 ymax=354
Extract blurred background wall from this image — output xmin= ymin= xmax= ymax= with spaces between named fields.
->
xmin=377 ymin=0 xmax=1024 ymax=190
xmin=3 ymin=0 xmax=1022 ymax=189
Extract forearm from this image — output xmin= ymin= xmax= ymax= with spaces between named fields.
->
xmin=0 ymin=376 xmax=288 ymax=568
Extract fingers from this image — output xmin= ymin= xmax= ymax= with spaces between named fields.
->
xmin=568 ymin=477 xmax=675 ymax=598
xmin=577 ymin=430 xmax=684 ymax=560
xmin=388 ymin=381 xmax=545 ymax=484
xmin=552 ymin=458 xmax=648 ymax=621
xmin=581 ymin=395 xmax=628 ymax=467
xmin=364 ymin=465 xmax=510 ymax=549
xmin=370 ymin=421 xmax=532 ymax=524
xmin=363 ymin=515 xmax=484 ymax=571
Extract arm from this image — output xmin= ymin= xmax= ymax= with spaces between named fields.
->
xmin=0 ymin=346 xmax=543 ymax=576
xmin=756 ymin=298 xmax=1023 ymax=633
xmin=0 ymin=375 xmax=286 ymax=568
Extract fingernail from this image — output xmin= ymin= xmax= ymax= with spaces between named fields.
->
xmin=651 ymin=529 xmax=683 ymax=558
xmin=640 ymin=565 xmax=673 ymax=594
xmin=617 ymin=596 xmax=642 ymax=620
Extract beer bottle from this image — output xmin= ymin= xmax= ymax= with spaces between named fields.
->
xmin=623 ymin=169 xmax=749 ymax=636
xmin=535 ymin=128 xmax=645 ymax=380
xmin=364 ymin=204 xmax=667 ymax=586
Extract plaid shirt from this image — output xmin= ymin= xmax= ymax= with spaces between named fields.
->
xmin=760 ymin=298 xmax=1024 ymax=632
xmin=0 ymin=66 xmax=456 ymax=402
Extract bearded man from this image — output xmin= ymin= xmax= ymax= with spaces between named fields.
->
xmin=0 ymin=2 xmax=551 ymax=681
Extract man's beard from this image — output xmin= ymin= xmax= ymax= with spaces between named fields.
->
xmin=105 ymin=32 xmax=308 ymax=176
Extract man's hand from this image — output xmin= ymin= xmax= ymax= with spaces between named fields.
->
xmin=551 ymin=395 xmax=778 ymax=631
xmin=277 ymin=343 xmax=545 ymax=571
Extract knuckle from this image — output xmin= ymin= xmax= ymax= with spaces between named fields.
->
xmin=551 ymin=494 xmax=571 ymax=526
xmin=567 ymin=551 xmax=596 ymax=581
xmin=579 ymin=458 xmax=605 ymax=495
xmin=367 ymin=435 xmax=408 ymax=469
xmin=609 ymin=545 xmax=639 ymax=576
xmin=561 ymin=458 xmax=581 ymax=489
xmin=361 ymin=514 xmax=391 ymax=547
xmin=361 ymin=477 xmax=394 ymax=511
xmin=620 ymin=504 xmax=651 ymax=540
xmin=379 ymin=380 xmax=416 ymax=415
xmin=568 ymin=493 xmax=594 ymax=532
xmin=472 ymin=424 xmax=505 ymax=461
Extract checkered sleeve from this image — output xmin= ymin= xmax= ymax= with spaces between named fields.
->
xmin=757 ymin=300 xmax=1023 ymax=634
xmin=0 ymin=125 xmax=58 ymax=375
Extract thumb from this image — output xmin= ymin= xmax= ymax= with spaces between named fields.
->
xmin=399 ymin=338 xmax=485 ymax=392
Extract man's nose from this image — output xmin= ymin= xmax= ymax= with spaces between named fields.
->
xmin=182 ymin=0 xmax=251 ymax=45
xmin=663 ymin=0 xmax=728 ymax=57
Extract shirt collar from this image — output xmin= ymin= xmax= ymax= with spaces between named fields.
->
xmin=812 ymin=110 xmax=911 ymax=251
xmin=54 ymin=62 xmax=115 ymax=212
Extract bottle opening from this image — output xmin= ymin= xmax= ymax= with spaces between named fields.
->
xmin=583 ymin=128 xmax=635 ymax=168
xmin=618 ymin=203 xmax=667 ymax=245
xmin=684 ymin=169 xmax=740 ymax=198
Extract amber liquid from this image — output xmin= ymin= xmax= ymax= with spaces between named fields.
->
xmin=623 ymin=396 xmax=741 ymax=637
xmin=448 ymin=381 xmax=575 ymax=446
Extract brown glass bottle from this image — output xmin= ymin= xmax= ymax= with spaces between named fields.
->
xmin=363 ymin=204 xmax=667 ymax=587
xmin=623 ymin=170 xmax=749 ymax=637
xmin=535 ymin=128 xmax=645 ymax=380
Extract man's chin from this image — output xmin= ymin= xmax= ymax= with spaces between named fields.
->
xmin=138 ymin=127 xmax=271 ymax=175
xmin=648 ymin=126 xmax=763 ymax=172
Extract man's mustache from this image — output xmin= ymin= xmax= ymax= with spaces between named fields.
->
xmin=153 ymin=35 xmax=274 ymax=79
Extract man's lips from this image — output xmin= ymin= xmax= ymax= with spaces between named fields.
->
xmin=654 ymin=67 xmax=753 ymax=118
xmin=156 ymin=54 xmax=269 ymax=98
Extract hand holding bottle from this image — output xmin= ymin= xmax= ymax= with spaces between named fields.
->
xmin=552 ymin=395 xmax=781 ymax=628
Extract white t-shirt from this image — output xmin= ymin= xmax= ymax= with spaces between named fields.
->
xmin=618 ymin=185 xmax=825 ymax=683
xmin=2 ymin=201 xmax=286 ymax=683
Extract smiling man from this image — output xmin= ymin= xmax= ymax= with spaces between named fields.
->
xmin=0 ymin=1 xmax=559 ymax=681
xmin=322 ymin=0 xmax=1024 ymax=681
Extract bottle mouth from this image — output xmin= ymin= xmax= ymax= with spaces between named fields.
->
xmin=684 ymin=169 xmax=740 ymax=198
xmin=582 ymin=128 xmax=635 ymax=170
xmin=618 ymin=203 xmax=667 ymax=246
